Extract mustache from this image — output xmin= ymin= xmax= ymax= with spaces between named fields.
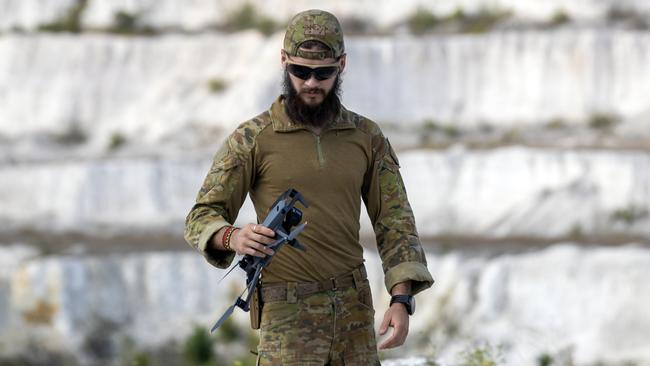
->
xmin=300 ymin=88 xmax=325 ymax=95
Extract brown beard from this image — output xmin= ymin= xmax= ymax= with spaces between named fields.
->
xmin=282 ymin=70 xmax=342 ymax=129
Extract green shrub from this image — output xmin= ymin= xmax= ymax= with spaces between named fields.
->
xmin=223 ymin=3 xmax=281 ymax=36
xmin=458 ymin=343 xmax=503 ymax=366
xmin=108 ymin=11 xmax=157 ymax=35
xmin=207 ymin=78 xmax=228 ymax=94
xmin=38 ymin=0 xmax=87 ymax=33
xmin=588 ymin=113 xmax=619 ymax=130
xmin=610 ymin=205 xmax=649 ymax=225
xmin=442 ymin=125 xmax=461 ymax=138
xmin=216 ymin=317 xmax=242 ymax=343
xmin=545 ymin=118 xmax=567 ymax=130
xmin=537 ymin=353 xmax=554 ymax=366
xmin=405 ymin=7 xmax=510 ymax=35
xmin=460 ymin=9 xmax=511 ymax=34
xmin=422 ymin=119 xmax=441 ymax=131
xmin=569 ymin=223 xmax=584 ymax=241
xmin=54 ymin=123 xmax=87 ymax=145
xmin=450 ymin=7 xmax=466 ymax=22
xmin=108 ymin=133 xmax=127 ymax=150
xmin=549 ymin=10 xmax=571 ymax=27
xmin=112 ymin=11 xmax=138 ymax=34
xmin=183 ymin=326 xmax=214 ymax=366
xmin=406 ymin=8 xmax=440 ymax=34
xmin=129 ymin=352 xmax=150 ymax=366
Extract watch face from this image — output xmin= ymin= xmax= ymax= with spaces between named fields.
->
xmin=392 ymin=295 xmax=415 ymax=315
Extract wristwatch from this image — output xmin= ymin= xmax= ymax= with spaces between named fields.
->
xmin=390 ymin=294 xmax=415 ymax=315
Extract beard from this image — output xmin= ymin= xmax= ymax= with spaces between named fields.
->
xmin=282 ymin=70 xmax=342 ymax=129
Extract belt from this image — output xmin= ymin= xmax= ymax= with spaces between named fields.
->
xmin=261 ymin=266 xmax=367 ymax=303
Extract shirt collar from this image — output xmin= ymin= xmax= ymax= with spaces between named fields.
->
xmin=269 ymin=95 xmax=357 ymax=133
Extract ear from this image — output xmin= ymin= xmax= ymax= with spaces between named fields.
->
xmin=280 ymin=50 xmax=288 ymax=68
xmin=339 ymin=54 xmax=347 ymax=73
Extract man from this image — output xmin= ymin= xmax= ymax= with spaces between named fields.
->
xmin=185 ymin=9 xmax=433 ymax=365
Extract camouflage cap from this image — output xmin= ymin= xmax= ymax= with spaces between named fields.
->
xmin=283 ymin=9 xmax=345 ymax=60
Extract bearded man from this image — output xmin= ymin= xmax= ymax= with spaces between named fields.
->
xmin=184 ymin=9 xmax=433 ymax=365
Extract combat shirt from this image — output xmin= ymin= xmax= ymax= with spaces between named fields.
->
xmin=184 ymin=96 xmax=433 ymax=295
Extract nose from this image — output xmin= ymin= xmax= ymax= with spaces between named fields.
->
xmin=303 ymin=74 xmax=320 ymax=88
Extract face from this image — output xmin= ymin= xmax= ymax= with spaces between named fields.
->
xmin=281 ymin=51 xmax=346 ymax=107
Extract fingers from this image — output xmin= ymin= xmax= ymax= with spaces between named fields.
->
xmin=231 ymin=224 xmax=276 ymax=257
xmin=251 ymin=224 xmax=275 ymax=238
xmin=379 ymin=312 xmax=390 ymax=335
xmin=378 ymin=322 xmax=407 ymax=349
xmin=378 ymin=306 xmax=409 ymax=350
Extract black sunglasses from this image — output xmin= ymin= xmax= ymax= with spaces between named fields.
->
xmin=286 ymin=61 xmax=340 ymax=81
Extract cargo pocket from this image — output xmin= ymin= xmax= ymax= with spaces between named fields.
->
xmin=260 ymin=302 xmax=299 ymax=331
xmin=356 ymin=282 xmax=375 ymax=313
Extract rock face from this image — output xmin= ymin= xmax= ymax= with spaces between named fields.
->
xmin=2 ymin=30 xmax=650 ymax=147
xmin=2 ymin=147 xmax=649 ymax=240
xmin=1 ymin=1 xmax=649 ymax=365
xmin=2 ymin=244 xmax=649 ymax=366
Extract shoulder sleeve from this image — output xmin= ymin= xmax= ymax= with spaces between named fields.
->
xmin=184 ymin=116 xmax=268 ymax=268
xmin=360 ymin=119 xmax=434 ymax=295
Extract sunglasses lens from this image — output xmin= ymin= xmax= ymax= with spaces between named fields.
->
xmin=287 ymin=64 xmax=338 ymax=81
xmin=313 ymin=66 xmax=339 ymax=80
xmin=287 ymin=64 xmax=312 ymax=80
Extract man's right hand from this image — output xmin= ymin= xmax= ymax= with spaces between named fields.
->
xmin=230 ymin=223 xmax=276 ymax=257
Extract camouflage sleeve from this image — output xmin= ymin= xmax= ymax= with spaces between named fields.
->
xmin=184 ymin=121 xmax=260 ymax=268
xmin=362 ymin=133 xmax=434 ymax=296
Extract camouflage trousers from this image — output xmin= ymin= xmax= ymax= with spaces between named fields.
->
xmin=256 ymin=279 xmax=381 ymax=365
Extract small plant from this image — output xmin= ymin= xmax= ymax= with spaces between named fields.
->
xmin=610 ymin=205 xmax=649 ymax=225
xmin=216 ymin=317 xmax=242 ymax=343
xmin=442 ymin=125 xmax=461 ymax=138
xmin=223 ymin=3 xmax=280 ymax=36
xmin=54 ymin=123 xmax=88 ymax=145
xmin=422 ymin=119 xmax=441 ymax=131
xmin=537 ymin=352 xmax=554 ymax=366
xmin=130 ymin=352 xmax=150 ymax=366
xmin=207 ymin=78 xmax=228 ymax=94
xmin=405 ymin=7 xmax=510 ymax=35
xmin=569 ymin=223 xmax=584 ymax=241
xmin=549 ymin=10 xmax=571 ymax=27
xmin=255 ymin=17 xmax=278 ymax=36
xmin=108 ymin=133 xmax=127 ymax=150
xmin=406 ymin=7 xmax=440 ymax=34
xmin=460 ymin=9 xmax=511 ymax=34
xmin=183 ymin=326 xmax=214 ymax=366
xmin=588 ymin=113 xmax=619 ymax=130
xmin=546 ymin=118 xmax=567 ymax=130
xmin=38 ymin=0 xmax=87 ymax=33
xmin=458 ymin=343 xmax=503 ymax=366
xmin=450 ymin=7 xmax=466 ymax=22
xmin=109 ymin=11 xmax=156 ymax=35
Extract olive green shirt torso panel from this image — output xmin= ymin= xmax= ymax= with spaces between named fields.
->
xmin=252 ymin=123 xmax=372 ymax=283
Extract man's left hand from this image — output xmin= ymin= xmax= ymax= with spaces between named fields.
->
xmin=378 ymin=303 xmax=409 ymax=349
